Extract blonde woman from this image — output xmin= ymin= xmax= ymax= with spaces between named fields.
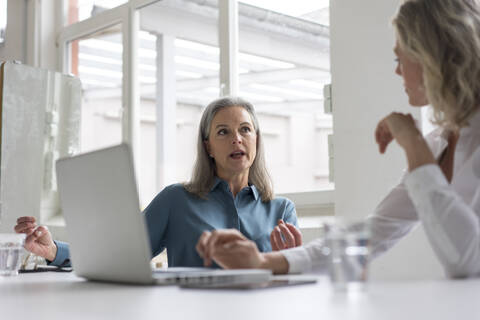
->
xmin=197 ymin=0 xmax=480 ymax=278
xmin=14 ymin=97 xmax=301 ymax=268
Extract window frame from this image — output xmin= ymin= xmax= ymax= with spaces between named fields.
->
xmin=47 ymin=0 xmax=333 ymax=233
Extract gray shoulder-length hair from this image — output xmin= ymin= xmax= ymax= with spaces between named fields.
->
xmin=393 ymin=0 xmax=480 ymax=129
xmin=183 ymin=96 xmax=274 ymax=202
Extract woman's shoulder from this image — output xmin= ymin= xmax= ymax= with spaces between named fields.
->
xmin=145 ymin=184 xmax=193 ymax=212
xmin=268 ymin=196 xmax=295 ymax=209
xmin=149 ymin=183 xmax=188 ymax=202
xmin=161 ymin=183 xmax=190 ymax=196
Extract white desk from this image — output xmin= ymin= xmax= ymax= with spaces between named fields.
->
xmin=2 ymin=272 xmax=479 ymax=320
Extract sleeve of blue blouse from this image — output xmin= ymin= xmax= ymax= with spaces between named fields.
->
xmin=283 ymin=199 xmax=299 ymax=227
xmin=143 ymin=185 xmax=172 ymax=257
xmin=404 ymin=163 xmax=480 ymax=278
xmin=47 ymin=240 xmax=72 ymax=267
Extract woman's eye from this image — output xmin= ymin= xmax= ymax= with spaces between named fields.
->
xmin=241 ymin=126 xmax=251 ymax=133
xmin=217 ymin=129 xmax=227 ymax=135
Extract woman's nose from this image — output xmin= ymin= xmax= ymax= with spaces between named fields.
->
xmin=395 ymin=64 xmax=401 ymax=76
xmin=232 ymin=133 xmax=242 ymax=144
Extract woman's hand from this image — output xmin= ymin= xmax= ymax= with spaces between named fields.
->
xmin=14 ymin=216 xmax=57 ymax=261
xmin=375 ymin=112 xmax=435 ymax=171
xmin=270 ymin=220 xmax=302 ymax=251
xmin=375 ymin=112 xmax=421 ymax=153
xmin=196 ymin=229 xmax=264 ymax=269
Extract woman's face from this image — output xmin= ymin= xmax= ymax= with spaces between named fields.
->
xmin=394 ymin=41 xmax=429 ymax=106
xmin=205 ymin=106 xmax=257 ymax=179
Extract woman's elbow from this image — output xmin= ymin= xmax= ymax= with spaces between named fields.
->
xmin=444 ymin=262 xmax=480 ymax=279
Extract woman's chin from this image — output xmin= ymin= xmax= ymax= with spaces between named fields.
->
xmin=226 ymin=164 xmax=251 ymax=175
xmin=408 ymin=97 xmax=429 ymax=107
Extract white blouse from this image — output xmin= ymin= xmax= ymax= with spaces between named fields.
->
xmin=283 ymin=111 xmax=480 ymax=278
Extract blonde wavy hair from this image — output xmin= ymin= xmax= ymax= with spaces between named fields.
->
xmin=183 ymin=97 xmax=274 ymax=202
xmin=393 ymin=0 xmax=480 ymax=129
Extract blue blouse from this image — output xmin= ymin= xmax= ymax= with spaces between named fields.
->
xmin=51 ymin=178 xmax=298 ymax=268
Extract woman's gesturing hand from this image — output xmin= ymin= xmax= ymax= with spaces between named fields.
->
xmin=14 ymin=216 xmax=57 ymax=261
xmin=375 ymin=112 xmax=435 ymax=171
xmin=196 ymin=229 xmax=264 ymax=269
xmin=270 ymin=220 xmax=302 ymax=251
xmin=375 ymin=112 xmax=422 ymax=154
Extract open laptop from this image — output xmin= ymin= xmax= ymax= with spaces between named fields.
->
xmin=55 ymin=143 xmax=271 ymax=285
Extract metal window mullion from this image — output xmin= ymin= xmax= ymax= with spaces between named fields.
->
xmin=57 ymin=5 xmax=125 ymax=73
xmin=155 ymin=34 xmax=177 ymax=190
xmin=26 ymin=0 xmax=41 ymax=67
xmin=122 ymin=7 xmax=140 ymax=175
xmin=130 ymin=0 xmax=161 ymax=10
xmin=54 ymin=0 xmax=66 ymax=72
xmin=218 ymin=0 xmax=239 ymax=96
xmin=57 ymin=4 xmax=125 ymax=44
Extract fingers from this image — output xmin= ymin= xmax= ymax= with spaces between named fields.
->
xmin=24 ymin=226 xmax=43 ymax=248
xmin=17 ymin=216 xmax=37 ymax=224
xmin=278 ymin=223 xmax=295 ymax=247
xmin=271 ymin=227 xmax=285 ymax=250
xmin=23 ymin=226 xmax=56 ymax=260
xmin=14 ymin=217 xmax=38 ymax=235
xmin=270 ymin=220 xmax=302 ymax=250
xmin=213 ymin=240 xmax=259 ymax=269
xmin=24 ymin=226 xmax=47 ymax=244
xmin=211 ymin=241 xmax=242 ymax=269
xmin=269 ymin=230 xmax=279 ymax=251
xmin=285 ymin=223 xmax=303 ymax=246
xmin=198 ymin=229 xmax=246 ymax=267
xmin=196 ymin=231 xmax=212 ymax=267
xmin=204 ymin=230 xmax=223 ymax=266
xmin=14 ymin=221 xmax=38 ymax=235
xmin=195 ymin=231 xmax=210 ymax=258
xmin=375 ymin=118 xmax=393 ymax=154
xmin=34 ymin=226 xmax=50 ymax=240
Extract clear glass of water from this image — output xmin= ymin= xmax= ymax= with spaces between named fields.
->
xmin=0 ymin=233 xmax=26 ymax=276
xmin=323 ymin=219 xmax=371 ymax=291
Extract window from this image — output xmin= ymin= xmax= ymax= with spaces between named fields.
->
xmin=136 ymin=1 xmax=220 ymax=207
xmin=65 ymin=0 xmax=128 ymax=25
xmin=238 ymin=1 xmax=332 ymax=193
xmin=57 ymin=0 xmax=333 ymax=220
xmin=68 ymin=26 xmax=124 ymax=153
xmin=0 ymin=0 xmax=6 ymax=44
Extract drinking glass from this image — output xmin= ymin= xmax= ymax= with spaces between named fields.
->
xmin=322 ymin=219 xmax=371 ymax=290
xmin=0 ymin=233 xmax=26 ymax=276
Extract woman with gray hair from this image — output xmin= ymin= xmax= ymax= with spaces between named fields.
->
xmin=14 ymin=97 xmax=301 ymax=268
xmin=197 ymin=0 xmax=480 ymax=278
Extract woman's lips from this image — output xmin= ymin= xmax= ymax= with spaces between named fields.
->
xmin=230 ymin=151 xmax=246 ymax=159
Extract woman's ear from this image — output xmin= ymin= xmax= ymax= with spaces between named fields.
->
xmin=204 ymin=140 xmax=213 ymax=158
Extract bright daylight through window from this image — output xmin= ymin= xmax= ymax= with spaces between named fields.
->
xmin=0 ymin=0 xmax=6 ymax=44
xmin=65 ymin=0 xmax=331 ymax=208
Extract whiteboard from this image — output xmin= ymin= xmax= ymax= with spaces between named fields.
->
xmin=0 ymin=62 xmax=81 ymax=232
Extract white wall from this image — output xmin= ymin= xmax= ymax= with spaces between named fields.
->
xmin=330 ymin=0 xmax=444 ymax=280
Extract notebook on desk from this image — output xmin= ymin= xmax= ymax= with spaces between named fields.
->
xmin=56 ymin=144 xmax=271 ymax=285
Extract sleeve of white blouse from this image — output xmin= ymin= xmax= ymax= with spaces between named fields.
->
xmin=404 ymin=163 xmax=480 ymax=278
xmin=367 ymin=177 xmax=420 ymax=260
xmin=282 ymin=181 xmax=420 ymax=274
xmin=281 ymin=238 xmax=329 ymax=274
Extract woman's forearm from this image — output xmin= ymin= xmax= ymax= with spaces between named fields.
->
xmin=403 ymin=136 xmax=435 ymax=171
xmin=260 ymin=251 xmax=290 ymax=274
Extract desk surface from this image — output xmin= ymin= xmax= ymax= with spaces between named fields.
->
xmin=2 ymin=272 xmax=479 ymax=320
